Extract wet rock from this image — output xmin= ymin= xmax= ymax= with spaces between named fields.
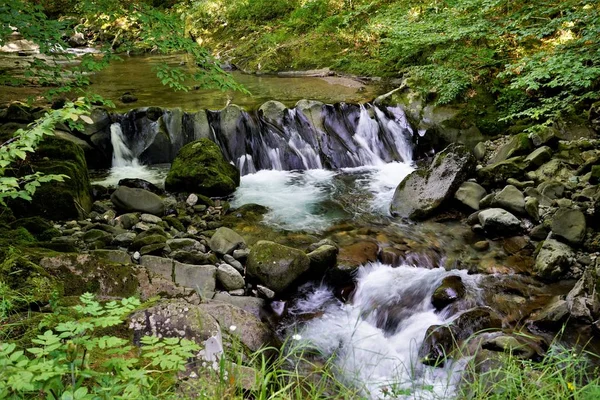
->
xmin=379 ymin=247 xmax=405 ymax=266
xmin=454 ymin=182 xmax=487 ymax=210
xmin=165 ymin=139 xmax=240 ymax=197
xmin=478 ymin=208 xmax=521 ymax=236
xmin=111 ymin=186 xmax=165 ymax=216
xmin=307 ymin=238 xmax=339 ymax=252
xmin=431 ymin=275 xmax=466 ymax=310
xmin=551 ymin=208 xmax=587 ymax=245
xmin=390 ymin=144 xmax=475 ymax=219
xmin=473 ymin=241 xmax=490 ymax=251
xmin=91 ymin=249 xmax=131 ymax=264
xmin=139 ymin=243 xmax=168 ymax=256
xmin=337 ymin=241 xmax=379 ymax=270
xmin=419 ymin=307 xmax=502 ymax=366
xmin=217 ymin=264 xmax=245 ymax=291
xmin=209 ymin=227 xmax=246 ymax=255
xmin=246 ymin=241 xmax=311 ymax=293
xmin=534 ymin=239 xmax=575 ymax=281
xmin=257 ymin=285 xmax=275 ymax=300
xmin=493 ymin=185 xmax=525 ymax=215
xmin=307 ymin=244 xmax=338 ymax=272
xmin=120 ymin=92 xmax=138 ymax=104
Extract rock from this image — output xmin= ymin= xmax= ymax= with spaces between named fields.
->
xmin=257 ymin=285 xmax=275 ymax=300
xmin=209 ymin=227 xmax=246 ymax=255
xmin=112 ymin=232 xmax=136 ymax=247
xmin=473 ymin=241 xmax=490 ymax=251
xmin=129 ymin=300 xmax=221 ymax=346
xmin=473 ymin=142 xmax=486 ymax=160
xmin=524 ymin=146 xmax=552 ymax=168
xmin=390 ymin=144 xmax=475 ymax=219
xmin=477 ymin=157 xmax=527 ymax=187
xmin=537 ymin=180 xmax=565 ymax=200
xmin=173 ymin=261 xmax=217 ymax=294
xmin=166 ymin=238 xmax=205 ymax=253
xmin=212 ymin=293 xmax=265 ymax=318
xmin=454 ymin=181 xmax=487 ymax=210
xmin=165 ymin=139 xmax=240 ymax=197
xmin=489 ymin=133 xmax=533 ymax=164
xmin=120 ymin=92 xmax=138 ymax=103
xmin=493 ymin=185 xmax=525 ymax=215
xmin=140 ymin=213 xmax=162 ymax=224
xmin=118 ymin=178 xmax=163 ymax=195
xmin=115 ymin=213 xmax=139 ymax=230
xmin=524 ymin=196 xmax=540 ymax=221
xmin=223 ymin=254 xmax=244 ymax=273
xmin=83 ymin=229 xmax=113 ymax=245
xmin=131 ymin=234 xmax=166 ymax=251
xmin=591 ymin=165 xmax=600 ymax=184
xmin=431 ymin=275 xmax=466 ymax=310
xmin=530 ymin=297 xmax=569 ymax=327
xmin=140 ymin=255 xmax=173 ymax=280
xmin=551 ymin=208 xmax=586 ymax=245
xmin=534 ymin=239 xmax=575 ymax=281
xmin=186 ymin=193 xmax=199 ymax=206
xmin=233 ymin=248 xmax=250 ymax=261
xmin=246 ymin=240 xmax=311 ymax=293
xmin=478 ymin=208 xmax=521 ymax=236
xmin=307 ymin=244 xmax=338 ymax=272
xmin=91 ymin=250 xmax=131 ymax=264
xmin=9 ymin=138 xmax=93 ymax=221
xmin=199 ymin=302 xmax=273 ymax=352
xmin=217 ymin=264 xmax=245 ymax=291
xmin=337 ymin=241 xmax=379 ymax=271
xmin=139 ymin=243 xmax=168 ymax=256
xmin=566 ymin=267 xmax=600 ymax=323
xmin=111 ymin=186 xmax=165 ymax=216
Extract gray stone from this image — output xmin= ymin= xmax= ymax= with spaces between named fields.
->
xmin=209 ymin=227 xmax=246 ymax=255
xmin=390 ymin=144 xmax=475 ymax=219
xmin=212 ymin=293 xmax=265 ymax=318
xmin=233 ymin=248 xmax=250 ymax=261
xmin=140 ymin=255 xmax=173 ymax=280
xmin=524 ymin=196 xmax=540 ymax=222
xmin=525 ymin=146 xmax=552 ymax=168
xmin=538 ymin=180 xmax=565 ymax=200
xmin=477 ymin=157 xmax=527 ymax=187
xmin=552 ymin=208 xmax=586 ymax=244
xmin=454 ymin=181 xmax=487 ymax=210
xmin=566 ymin=268 xmax=600 ymax=322
xmin=217 ymin=264 xmax=245 ymax=291
xmin=257 ymin=285 xmax=275 ymax=300
xmin=223 ymin=254 xmax=244 ymax=272
xmin=140 ymin=213 xmax=162 ymax=224
xmin=83 ymin=229 xmax=113 ymax=244
xmin=534 ymin=239 xmax=575 ymax=281
xmin=111 ymin=186 xmax=165 ymax=216
xmin=166 ymin=238 xmax=205 ymax=253
xmin=530 ymin=298 xmax=569 ymax=326
xmin=478 ymin=208 xmax=522 ymax=236
xmin=479 ymin=193 xmax=495 ymax=209
xmin=173 ymin=261 xmax=217 ymax=293
xmin=506 ymin=178 xmax=535 ymax=189
xmin=473 ymin=142 xmax=486 ymax=161
xmin=494 ymin=185 xmax=526 ymax=215
xmin=186 ymin=193 xmax=199 ymax=207
xmin=246 ymin=240 xmax=311 ymax=293
xmin=113 ymin=232 xmax=136 ymax=247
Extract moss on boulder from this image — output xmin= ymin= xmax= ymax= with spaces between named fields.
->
xmin=165 ymin=139 xmax=240 ymax=197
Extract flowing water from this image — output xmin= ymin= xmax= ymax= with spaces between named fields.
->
xmin=287 ymin=263 xmax=479 ymax=399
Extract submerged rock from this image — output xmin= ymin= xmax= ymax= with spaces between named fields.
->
xmin=246 ymin=240 xmax=310 ymax=293
xmin=165 ymin=138 xmax=240 ymax=197
xmin=431 ymin=275 xmax=466 ymax=311
xmin=390 ymin=144 xmax=475 ymax=219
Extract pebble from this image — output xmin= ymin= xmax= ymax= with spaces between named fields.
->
xmin=186 ymin=193 xmax=199 ymax=207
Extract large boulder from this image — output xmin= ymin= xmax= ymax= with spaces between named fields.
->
xmin=534 ymin=239 xmax=575 ymax=281
xmin=111 ymin=186 xmax=165 ymax=216
xmin=9 ymin=137 xmax=93 ymax=220
xmin=390 ymin=144 xmax=475 ymax=219
xmin=246 ymin=240 xmax=311 ymax=293
xmin=165 ymin=138 xmax=240 ymax=197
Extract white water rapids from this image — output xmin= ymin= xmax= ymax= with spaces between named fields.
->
xmin=288 ymin=263 xmax=478 ymax=399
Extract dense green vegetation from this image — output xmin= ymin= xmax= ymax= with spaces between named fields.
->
xmin=186 ymin=0 xmax=600 ymax=131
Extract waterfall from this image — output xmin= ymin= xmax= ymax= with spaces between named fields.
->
xmin=110 ymin=123 xmax=136 ymax=167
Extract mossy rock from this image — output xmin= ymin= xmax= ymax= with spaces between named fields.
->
xmin=165 ymin=139 xmax=240 ymax=197
xmin=9 ymin=137 xmax=93 ymax=221
xmin=11 ymin=217 xmax=61 ymax=241
xmin=39 ymin=253 xmax=139 ymax=298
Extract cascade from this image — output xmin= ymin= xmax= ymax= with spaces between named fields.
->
xmin=110 ymin=123 xmax=135 ymax=167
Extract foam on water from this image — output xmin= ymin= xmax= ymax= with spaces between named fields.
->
xmin=292 ymin=263 xmax=475 ymax=399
